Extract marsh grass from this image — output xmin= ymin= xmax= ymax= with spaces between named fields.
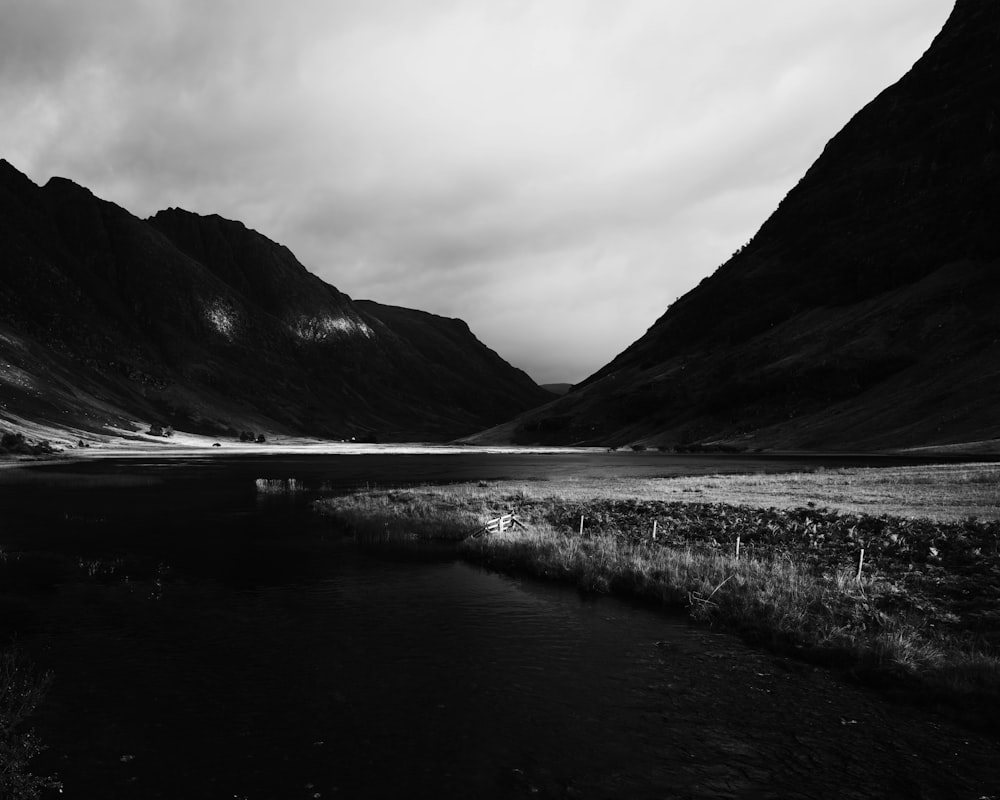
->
xmin=326 ymin=488 xmax=490 ymax=543
xmin=340 ymin=464 xmax=998 ymax=522
xmin=318 ymin=472 xmax=1000 ymax=721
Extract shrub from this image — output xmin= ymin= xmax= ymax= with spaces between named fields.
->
xmin=1 ymin=432 xmax=26 ymax=451
xmin=0 ymin=648 xmax=61 ymax=799
xmin=0 ymin=434 xmax=54 ymax=456
xmin=256 ymin=433 xmax=266 ymax=444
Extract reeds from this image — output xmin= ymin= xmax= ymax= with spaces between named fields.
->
xmin=255 ymin=478 xmax=303 ymax=494
xmin=461 ymin=524 xmax=908 ymax=661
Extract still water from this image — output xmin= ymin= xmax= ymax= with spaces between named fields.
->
xmin=2 ymin=452 xmax=999 ymax=798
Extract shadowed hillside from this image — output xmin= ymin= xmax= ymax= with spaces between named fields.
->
xmin=470 ymin=0 xmax=1000 ymax=451
xmin=0 ymin=163 xmax=550 ymax=441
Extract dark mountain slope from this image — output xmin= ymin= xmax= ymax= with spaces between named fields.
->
xmin=0 ymin=162 xmax=550 ymax=440
xmin=472 ymin=0 xmax=1000 ymax=450
xmin=355 ymin=300 xmax=545 ymax=423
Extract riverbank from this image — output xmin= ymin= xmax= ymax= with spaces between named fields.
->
xmin=316 ymin=463 xmax=1000 ymax=730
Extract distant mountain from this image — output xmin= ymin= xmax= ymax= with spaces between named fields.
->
xmin=540 ymin=383 xmax=573 ymax=396
xmin=354 ymin=300 xmax=549 ymax=424
xmin=0 ymin=162 xmax=550 ymax=441
xmin=469 ymin=0 xmax=1000 ymax=451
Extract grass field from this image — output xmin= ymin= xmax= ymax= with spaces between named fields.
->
xmin=653 ymin=462 xmax=1000 ymax=521
xmin=316 ymin=462 xmax=1000 ymax=728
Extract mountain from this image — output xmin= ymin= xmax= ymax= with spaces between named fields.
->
xmin=540 ymin=384 xmax=573 ymax=396
xmin=0 ymin=162 xmax=550 ymax=441
xmin=469 ymin=0 xmax=1000 ymax=451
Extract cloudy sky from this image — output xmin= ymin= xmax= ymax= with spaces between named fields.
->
xmin=1 ymin=1 xmax=953 ymax=384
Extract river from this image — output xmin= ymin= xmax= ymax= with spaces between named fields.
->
xmin=1 ymin=452 xmax=998 ymax=798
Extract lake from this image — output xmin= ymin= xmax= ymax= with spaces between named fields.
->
xmin=2 ymin=452 xmax=998 ymax=798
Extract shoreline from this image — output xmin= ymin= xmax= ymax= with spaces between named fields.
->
xmin=0 ymin=438 xmax=605 ymax=470
xmin=316 ymin=468 xmax=1000 ymax=732
xmin=5 ymin=438 xmax=1000 ymax=470
xmin=5 ymin=413 xmax=1000 ymax=466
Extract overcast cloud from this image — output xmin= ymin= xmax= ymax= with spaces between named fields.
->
xmin=0 ymin=0 xmax=953 ymax=383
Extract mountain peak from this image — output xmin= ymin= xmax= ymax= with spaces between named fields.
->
xmin=0 ymin=159 xmax=550 ymax=440
xmin=477 ymin=0 xmax=1000 ymax=451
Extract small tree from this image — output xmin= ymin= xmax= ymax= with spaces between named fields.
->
xmin=0 ymin=433 xmax=26 ymax=452
xmin=256 ymin=433 xmax=266 ymax=444
xmin=148 ymin=423 xmax=163 ymax=437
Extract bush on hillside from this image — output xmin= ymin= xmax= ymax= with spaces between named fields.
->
xmin=0 ymin=434 xmax=54 ymax=456
xmin=146 ymin=423 xmax=174 ymax=438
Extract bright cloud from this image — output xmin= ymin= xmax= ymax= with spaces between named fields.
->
xmin=0 ymin=0 xmax=953 ymax=382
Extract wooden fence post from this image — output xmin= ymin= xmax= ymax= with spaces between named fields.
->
xmin=735 ymin=535 xmax=741 ymax=560
xmin=579 ymin=515 xmax=585 ymax=536
xmin=856 ymin=548 xmax=865 ymax=582
xmin=652 ymin=520 xmax=658 ymax=540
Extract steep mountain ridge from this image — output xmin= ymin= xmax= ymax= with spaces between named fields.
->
xmin=0 ymin=162 xmax=550 ymax=440
xmin=470 ymin=0 xmax=1000 ymax=450
xmin=355 ymin=300 xmax=546 ymax=424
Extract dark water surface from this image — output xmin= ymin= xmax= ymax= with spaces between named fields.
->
xmin=2 ymin=452 xmax=999 ymax=799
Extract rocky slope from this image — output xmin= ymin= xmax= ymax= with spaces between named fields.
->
xmin=0 ymin=162 xmax=550 ymax=441
xmin=471 ymin=0 xmax=1000 ymax=450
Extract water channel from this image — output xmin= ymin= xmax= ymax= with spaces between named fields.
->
xmin=1 ymin=452 xmax=998 ymax=798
